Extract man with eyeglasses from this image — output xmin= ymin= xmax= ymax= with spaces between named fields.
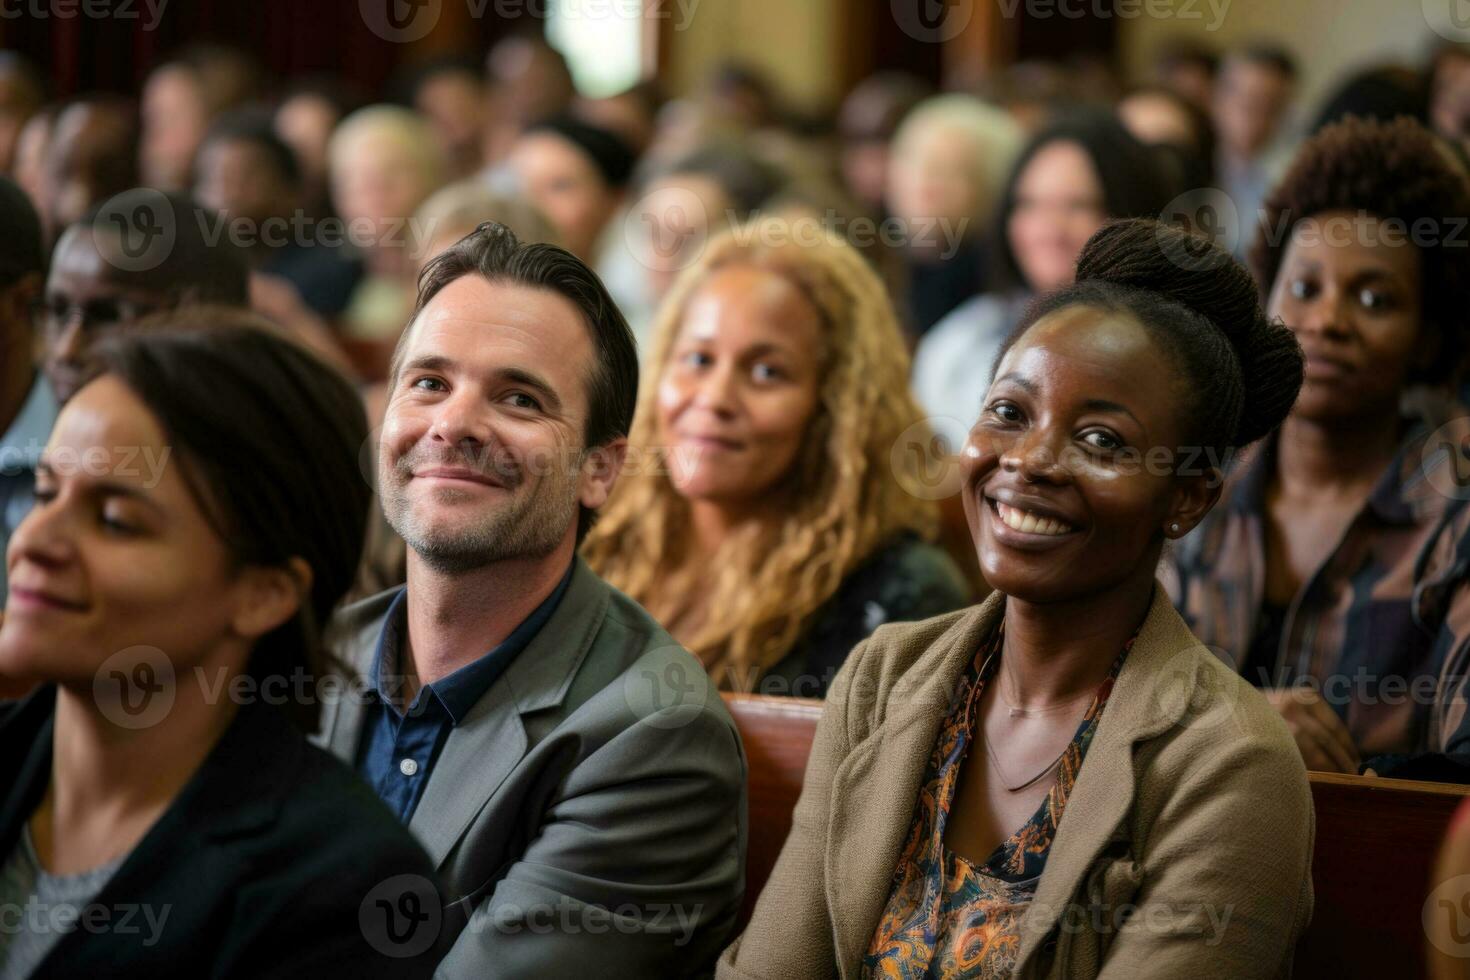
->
xmin=40 ymin=188 xmax=250 ymax=402
xmin=0 ymin=176 xmax=45 ymax=609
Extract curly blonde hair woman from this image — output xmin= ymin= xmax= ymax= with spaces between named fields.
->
xmin=582 ymin=214 xmax=970 ymax=696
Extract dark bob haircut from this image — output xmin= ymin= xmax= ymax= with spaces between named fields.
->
xmin=87 ymin=310 xmax=371 ymax=732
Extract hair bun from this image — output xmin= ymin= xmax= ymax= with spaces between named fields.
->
xmin=1074 ymin=219 xmax=1303 ymax=447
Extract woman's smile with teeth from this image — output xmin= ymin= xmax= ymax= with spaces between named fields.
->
xmin=995 ymin=500 xmax=1075 ymax=536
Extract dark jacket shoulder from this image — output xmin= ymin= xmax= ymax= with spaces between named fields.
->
xmin=764 ymin=533 xmax=973 ymax=698
xmin=0 ymin=688 xmax=440 ymax=979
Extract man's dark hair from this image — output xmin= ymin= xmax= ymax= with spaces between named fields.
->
xmin=201 ymin=107 xmax=302 ymax=187
xmin=77 ymin=189 xmax=250 ymax=306
xmin=1228 ymin=42 xmax=1298 ymax=82
xmin=396 ymin=221 xmax=638 ymax=543
xmin=1153 ymin=40 xmax=1219 ymax=80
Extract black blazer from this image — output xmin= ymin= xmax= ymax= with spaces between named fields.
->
xmin=0 ymin=688 xmax=442 ymax=978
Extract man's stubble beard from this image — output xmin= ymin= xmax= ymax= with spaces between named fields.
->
xmin=382 ymin=459 xmax=581 ymax=574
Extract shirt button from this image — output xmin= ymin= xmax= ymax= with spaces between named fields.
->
xmin=399 ymin=758 xmax=419 ymax=777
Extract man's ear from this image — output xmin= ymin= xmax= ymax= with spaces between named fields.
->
xmin=231 ymin=557 xmax=314 ymax=642
xmin=1166 ymin=466 xmax=1224 ymax=539
xmin=579 ymin=437 xmax=629 ymax=512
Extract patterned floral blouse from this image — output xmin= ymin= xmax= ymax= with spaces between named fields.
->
xmin=862 ymin=622 xmax=1133 ymax=979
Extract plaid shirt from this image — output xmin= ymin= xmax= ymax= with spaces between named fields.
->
xmin=1418 ymin=494 xmax=1470 ymax=760
xmin=1165 ymin=409 xmax=1470 ymax=757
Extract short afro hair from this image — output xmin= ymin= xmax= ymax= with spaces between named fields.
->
xmin=1249 ymin=115 xmax=1470 ymax=386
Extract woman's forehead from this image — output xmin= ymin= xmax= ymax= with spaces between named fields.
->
xmin=996 ymin=308 xmax=1175 ymax=406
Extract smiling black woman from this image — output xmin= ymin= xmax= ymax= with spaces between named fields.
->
xmin=718 ymin=218 xmax=1312 ymax=980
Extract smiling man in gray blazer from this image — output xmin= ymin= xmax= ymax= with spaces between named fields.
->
xmin=316 ymin=222 xmax=747 ymax=978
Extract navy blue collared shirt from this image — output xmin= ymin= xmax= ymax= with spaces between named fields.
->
xmin=355 ymin=562 xmax=575 ymax=822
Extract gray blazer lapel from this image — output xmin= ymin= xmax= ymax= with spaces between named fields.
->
xmin=406 ymin=559 xmax=611 ymax=869
xmin=408 ymin=680 xmax=526 ymax=868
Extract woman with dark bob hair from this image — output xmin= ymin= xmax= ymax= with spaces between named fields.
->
xmin=719 ymin=219 xmax=1312 ymax=978
xmin=912 ymin=110 xmax=1174 ymax=441
xmin=0 ymin=315 xmax=439 ymax=976
xmin=1169 ymin=115 xmax=1470 ymax=774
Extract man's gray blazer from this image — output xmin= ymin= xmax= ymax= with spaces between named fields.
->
xmin=316 ymin=558 xmax=748 ymax=978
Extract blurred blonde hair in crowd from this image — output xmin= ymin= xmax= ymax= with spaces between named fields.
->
xmin=582 ymin=212 xmax=941 ymax=691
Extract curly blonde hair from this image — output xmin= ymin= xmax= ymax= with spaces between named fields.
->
xmin=582 ymin=213 xmax=941 ymax=691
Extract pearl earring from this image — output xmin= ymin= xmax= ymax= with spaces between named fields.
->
xmin=1169 ymin=522 xmax=1181 ymax=535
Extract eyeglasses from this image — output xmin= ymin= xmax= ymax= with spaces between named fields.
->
xmin=32 ymin=296 xmax=166 ymax=337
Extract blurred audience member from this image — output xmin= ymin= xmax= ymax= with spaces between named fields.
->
xmin=1431 ymin=43 xmax=1470 ymax=150
xmin=705 ymin=61 xmax=780 ymax=129
xmin=12 ymin=103 xmax=53 ymax=232
xmin=413 ymin=181 xmax=559 ymax=271
xmin=583 ymin=215 xmax=971 ymax=697
xmin=886 ymin=95 xmax=1023 ymax=338
xmin=275 ymin=77 xmax=359 ymax=219
xmin=509 ymin=114 xmax=645 ymax=330
xmin=628 ymin=141 xmax=781 ymax=315
xmin=195 ymin=108 xmax=363 ymax=318
xmin=329 ymin=106 xmax=445 ymax=340
xmin=576 ymin=81 xmax=661 ymax=156
xmin=1311 ymin=64 xmax=1427 ymax=132
xmin=410 ymin=56 xmax=488 ymax=180
xmin=509 ymin=115 xmax=634 ymax=263
xmin=1214 ymin=43 xmax=1299 ymax=255
xmin=140 ymin=46 xmax=261 ymax=192
xmin=1118 ymin=84 xmax=1216 ymax=190
xmin=980 ymin=60 xmax=1077 ymax=134
xmin=0 ymin=53 xmax=43 ymax=175
xmin=40 ymin=190 xmax=250 ymax=403
xmin=838 ymin=72 xmax=931 ymax=217
xmin=482 ymin=34 xmax=575 ymax=165
xmin=1151 ymin=38 xmax=1219 ymax=109
xmin=37 ymin=96 xmax=138 ymax=246
xmin=913 ymin=112 xmax=1172 ymax=439
xmin=0 ymin=177 xmax=47 ymax=602
xmin=0 ymin=320 xmax=438 ymax=977
xmin=1169 ymin=117 xmax=1470 ymax=772
xmin=139 ymin=62 xmax=206 ymax=191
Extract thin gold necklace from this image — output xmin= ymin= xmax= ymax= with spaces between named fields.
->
xmin=978 ymin=647 xmax=1092 ymax=793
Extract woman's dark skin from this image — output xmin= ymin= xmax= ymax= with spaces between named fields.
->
xmin=945 ymin=305 xmax=1220 ymax=864
xmin=1258 ymin=208 xmax=1427 ymax=774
